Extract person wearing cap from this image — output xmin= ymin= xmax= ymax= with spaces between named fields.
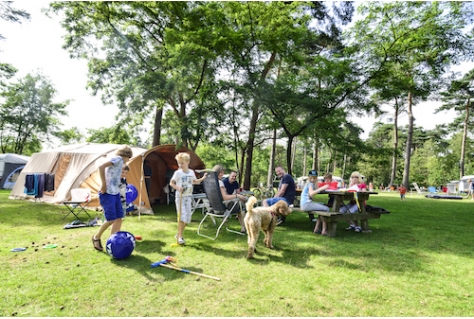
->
xmin=300 ymin=170 xmax=331 ymax=236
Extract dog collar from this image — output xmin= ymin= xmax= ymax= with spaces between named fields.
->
xmin=270 ymin=211 xmax=276 ymax=217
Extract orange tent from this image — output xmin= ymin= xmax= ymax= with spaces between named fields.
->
xmin=9 ymin=143 xmax=205 ymax=213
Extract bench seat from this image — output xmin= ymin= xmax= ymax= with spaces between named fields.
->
xmin=291 ymin=207 xmax=390 ymax=237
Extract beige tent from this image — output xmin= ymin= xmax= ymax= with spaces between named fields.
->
xmin=9 ymin=143 xmax=206 ymax=212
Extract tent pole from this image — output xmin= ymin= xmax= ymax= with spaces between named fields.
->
xmin=138 ymin=155 xmax=145 ymax=220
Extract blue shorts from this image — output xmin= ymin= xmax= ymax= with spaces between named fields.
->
xmin=99 ymin=192 xmax=124 ymax=221
xmin=265 ymin=197 xmax=292 ymax=206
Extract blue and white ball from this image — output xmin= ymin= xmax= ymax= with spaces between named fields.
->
xmin=125 ymin=184 xmax=138 ymax=204
xmin=106 ymin=231 xmax=136 ymax=259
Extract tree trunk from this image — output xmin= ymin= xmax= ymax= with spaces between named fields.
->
xmin=389 ymin=100 xmax=399 ymax=186
xmin=342 ymin=151 xmax=347 ymax=179
xmin=291 ymin=137 xmax=297 ymax=174
xmin=402 ymin=91 xmax=414 ymax=189
xmin=460 ymin=97 xmax=470 ymax=179
xmin=152 ymin=106 xmax=163 ymax=147
xmin=243 ymin=52 xmax=277 ymax=190
xmin=239 ymin=148 xmax=246 ymax=186
xmin=303 ymin=147 xmax=307 ymax=177
xmin=313 ymin=137 xmax=319 ymax=172
xmin=267 ymin=128 xmax=277 ymax=187
xmin=243 ymin=105 xmax=259 ymax=190
xmin=286 ymin=135 xmax=294 ymax=176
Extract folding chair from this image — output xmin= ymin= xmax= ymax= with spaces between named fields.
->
xmin=412 ymin=182 xmax=428 ymax=197
xmin=163 ymin=184 xmax=176 ymax=205
xmin=62 ymin=188 xmax=92 ymax=220
xmin=197 ymin=171 xmax=243 ymax=240
xmin=427 ymin=186 xmax=437 ymax=194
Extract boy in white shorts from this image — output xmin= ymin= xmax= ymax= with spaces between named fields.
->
xmin=170 ymin=152 xmax=207 ymax=245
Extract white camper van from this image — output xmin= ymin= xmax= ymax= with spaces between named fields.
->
xmin=458 ymin=175 xmax=474 ymax=192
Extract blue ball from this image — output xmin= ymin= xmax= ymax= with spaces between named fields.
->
xmin=126 ymin=184 xmax=138 ymax=204
xmin=106 ymin=231 xmax=136 ymax=259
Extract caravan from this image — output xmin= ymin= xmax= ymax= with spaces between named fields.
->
xmin=458 ymin=175 xmax=474 ymax=193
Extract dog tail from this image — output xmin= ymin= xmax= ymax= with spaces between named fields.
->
xmin=246 ymin=196 xmax=257 ymax=213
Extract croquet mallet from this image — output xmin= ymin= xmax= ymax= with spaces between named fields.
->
xmin=171 ymin=190 xmax=184 ymax=247
xmin=151 ymin=256 xmax=221 ymax=281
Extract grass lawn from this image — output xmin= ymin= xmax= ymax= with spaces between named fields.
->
xmin=1 ymin=189 xmax=474 ymax=316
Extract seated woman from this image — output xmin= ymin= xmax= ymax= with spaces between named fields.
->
xmin=340 ymin=171 xmax=367 ymax=233
xmin=300 ymin=170 xmax=330 ymax=236
xmin=213 ymin=165 xmax=248 ymax=233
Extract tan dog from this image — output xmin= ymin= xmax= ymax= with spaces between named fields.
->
xmin=244 ymin=196 xmax=292 ymax=259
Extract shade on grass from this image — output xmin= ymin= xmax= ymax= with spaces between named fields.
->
xmin=1 ymin=190 xmax=473 ymax=316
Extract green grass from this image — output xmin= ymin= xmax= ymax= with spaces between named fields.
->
xmin=1 ymin=189 xmax=474 ymax=316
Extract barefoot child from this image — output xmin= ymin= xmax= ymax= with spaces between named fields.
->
xmin=170 ymin=152 xmax=207 ymax=245
xmin=92 ymin=145 xmax=133 ymax=251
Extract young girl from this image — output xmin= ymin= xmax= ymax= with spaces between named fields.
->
xmin=300 ymin=170 xmax=330 ymax=236
xmin=341 ymin=171 xmax=367 ymax=233
xmin=170 ymin=152 xmax=207 ymax=245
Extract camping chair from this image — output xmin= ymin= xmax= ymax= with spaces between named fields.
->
xmin=197 ymin=171 xmax=243 ymax=240
xmin=427 ymin=186 xmax=438 ymax=194
xmin=61 ymin=188 xmax=92 ymax=220
xmin=163 ymin=184 xmax=176 ymax=205
xmin=412 ymin=182 xmax=427 ymax=197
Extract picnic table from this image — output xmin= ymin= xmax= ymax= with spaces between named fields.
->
xmin=191 ymin=193 xmax=210 ymax=214
xmin=293 ymin=190 xmax=389 ymax=237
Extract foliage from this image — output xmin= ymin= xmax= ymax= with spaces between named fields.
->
xmin=48 ymin=1 xmax=227 ymax=149
xmin=347 ymin=1 xmax=474 ymax=188
xmin=195 ymin=142 xmax=272 ymax=188
xmin=2 ymin=1 xmax=472 ymax=192
xmin=86 ymin=125 xmax=133 ymax=145
xmin=438 ymin=69 xmax=474 ymax=177
xmin=53 ymin=127 xmax=84 ymax=145
xmin=0 ymin=73 xmax=68 ymax=154
xmin=0 ymin=2 xmax=30 ymax=82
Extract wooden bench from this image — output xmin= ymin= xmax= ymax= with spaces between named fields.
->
xmin=291 ymin=207 xmax=390 ymax=237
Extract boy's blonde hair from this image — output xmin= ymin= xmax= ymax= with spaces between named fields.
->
xmin=122 ymin=165 xmax=130 ymax=171
xmin=175 ymin=152 xmax=190 ymax=163
xmin=117 ymin=145 xmax=133 ymax=158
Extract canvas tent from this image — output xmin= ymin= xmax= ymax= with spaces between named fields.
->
xmin=9 ymin=143 xmax=206 ymax=212
xmin=0 ymin=154 xmax=30 ymax=189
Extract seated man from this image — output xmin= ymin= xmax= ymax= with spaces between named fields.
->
xmin=262 ymin=166 xmax=296 ymax=225
xmin=223 ymin=170 xmax=241 ymax=195
xmin=213 ymin=165 xmax=247 ymax=233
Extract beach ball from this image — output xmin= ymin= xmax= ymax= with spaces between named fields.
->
xmin=125 ymin=184 xmax=138 ymax=204
xmin=106 ymin=231 xmax=136 ymax=260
